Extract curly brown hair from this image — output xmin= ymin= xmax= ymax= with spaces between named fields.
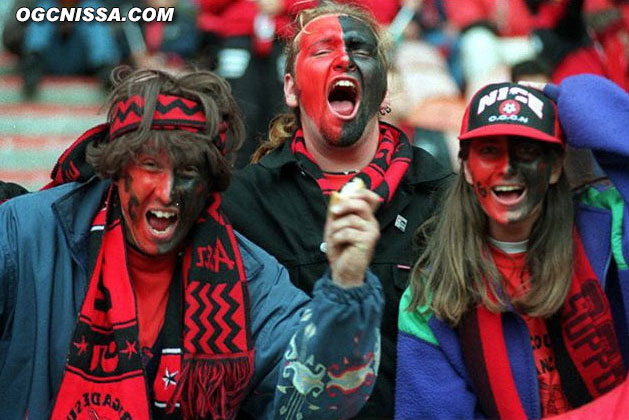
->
xmin=87 ymin=67 xmax=245 ymax=192
xmin=251 ymin=1 xmax=392 ymax=163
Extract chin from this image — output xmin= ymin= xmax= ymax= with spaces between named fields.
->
xmin=326 ymin=125 xmax=365 ymax=147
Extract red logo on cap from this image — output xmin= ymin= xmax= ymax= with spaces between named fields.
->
xmin=499 ymin=100 xmax=520 ymax=116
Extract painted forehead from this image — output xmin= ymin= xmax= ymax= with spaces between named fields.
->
xmin=297 ymin=13 xmax=378 ymax=48
xmin=136 ymin=140 xmax=207 ymax=168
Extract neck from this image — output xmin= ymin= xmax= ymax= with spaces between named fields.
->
xmin=301 ymin=118 xmax=381 ymax=172
xmin=126 ymin=243 xmax=178 ymax=277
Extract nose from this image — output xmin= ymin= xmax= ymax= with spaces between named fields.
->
xmin=333 ymin=50 xmax=356 ymax=72
xmin=502 ymin=154 xmax=517 ymax=176
xmin=154 ymin=171 xmax=174 ymax=204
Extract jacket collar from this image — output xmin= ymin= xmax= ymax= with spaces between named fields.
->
xmin=258 ymin=121 xmax=450 ymax=186
xmin=52 ymin=177 xmax=111 ymax=267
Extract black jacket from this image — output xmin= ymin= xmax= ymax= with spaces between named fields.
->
xmin=223 ymin=124 xmax=452 ymax=419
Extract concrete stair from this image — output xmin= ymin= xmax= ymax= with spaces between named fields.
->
xmin=0 ymin=53 xmax=107 ymax=190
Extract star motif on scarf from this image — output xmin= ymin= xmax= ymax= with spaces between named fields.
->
xmin=162 ymin=368 xmax=178 ymax=389
xmin=120 ymin=340 xmax=138 ymax=359
xmin=73 ymin=335 xmax=88 ymax=355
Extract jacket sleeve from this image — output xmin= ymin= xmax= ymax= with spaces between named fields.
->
xmin=544 ymin=74 xmax=629 ymax=202
xmin=395 ymin=288 xmax=483 ymax=420
xmin=237 ymin=235 xmax=384 ymax=419
xmin=0 ymin=202 xmax=17 ymax=363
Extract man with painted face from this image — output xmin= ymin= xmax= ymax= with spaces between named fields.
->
xmin=396 ymin=78 xmax=629 ymax=419
xmin=222 ymin=2 xmax=451 ymax=418
xmin=0 ymin=67 xmax=386 ymax=420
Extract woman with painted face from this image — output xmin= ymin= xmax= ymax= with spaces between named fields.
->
xmin=395 ymin=78 xmax=629 ymax=419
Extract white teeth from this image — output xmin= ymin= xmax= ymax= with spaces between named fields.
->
xmin=334 ymin=80 xmax=356 ymax=89
xmin=493 ymin=185 xmax=523 ymax=192
xmin=149 ymin=210 xmax=176 ymax=219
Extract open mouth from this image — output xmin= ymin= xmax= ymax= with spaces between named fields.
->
xmin=146 ymin=209 xmax=178 ymax=237
xmin=327 ymin=79 xmax=360 ymax=119
xmin=491 ymin=185 xmax=526 ymax=205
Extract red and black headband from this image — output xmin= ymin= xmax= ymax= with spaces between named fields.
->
xmin=45 ymin=94 xmax=230 ymax=189
xmin=110 ymin=94 xmax=228 ymax=152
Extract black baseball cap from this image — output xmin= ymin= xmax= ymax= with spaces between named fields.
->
xmin=459 ymin=82 xmax=564 ymax=147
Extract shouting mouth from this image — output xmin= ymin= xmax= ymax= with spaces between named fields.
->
xmin=327 ymin=78 xmax=360 ymax=120
xmin=491 ymin=184 xmax=526 ymax=206
xmin=146 ymin=209 xmax=179 ymax=239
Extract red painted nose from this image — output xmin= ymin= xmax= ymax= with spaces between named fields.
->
xmin=154 ymin=171 xmax=174 ymax=204
xmin=334 ymin=51 xmax=356 ymax=72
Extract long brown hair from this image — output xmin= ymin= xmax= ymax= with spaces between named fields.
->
xmin=87 ymin=67 xmax=245 ymax=192
xmin=408 ymin=143 xmax=574 ymax=325
xmin=251 ymin=1 xmax=392 ymax=163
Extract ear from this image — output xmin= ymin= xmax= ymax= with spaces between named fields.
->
xmin=284 ymin=73 xmax=298 ymax=108
xmin=549 ymin=155 xmax=563 ymax=185
xmin=463 ymin=160 xmax=474 ymax=185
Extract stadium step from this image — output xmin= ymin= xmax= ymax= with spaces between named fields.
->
xmin=0 ymin=52 xmax=107 ymax=191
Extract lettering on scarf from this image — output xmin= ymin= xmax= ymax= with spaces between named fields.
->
xmin=90 ymin=342 xmax=119 ymax=373
xmin=64 ymin=393 xmax=133 ymax=420
xmin=530 ymin=333 xmax=555 ymax=375
xmin=68 ymin=322 xmax=141 ymax=378
xmin=563 ymin=279 xmax=626 ymax=394
xmin=194 ymin=237 xmax=235 ymax=272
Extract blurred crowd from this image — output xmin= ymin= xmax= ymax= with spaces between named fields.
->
xmin=4 ymin=0 xmax=629 ymax=170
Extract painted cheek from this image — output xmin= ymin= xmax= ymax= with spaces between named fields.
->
xmin=294 ymin=17 xmax=344 ymax=139
xmin=468 ymin=157 xmax=496 ymax=198
xmin=295 ymin=53 xmax=325 ymax=123
xmin=118 ymin=177 xmax=155 ymax=254
xmin=119 ymin=175 xmax=140 ymax=224
xmin=172 ymin=175 xmax=208 ymax=227
xmin=469 ymin=155 xmax=510 ymax=222
xmin=517 ymin=159 xmax=549 ymax=204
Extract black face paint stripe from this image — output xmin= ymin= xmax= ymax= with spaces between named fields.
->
xmin=337 ymin=15 xmax=387 ymax=146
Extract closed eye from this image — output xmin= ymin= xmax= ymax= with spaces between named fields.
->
xmin=178 ymin=165 xmax=200 ymax=179
xmin=140 ymin=158 xmax=160 ymax=170
xmin=312 ymin=49 xmax=332 ymax=56
xmin=514 ymin=143 xmax=542 ymax=161
xmin=479 ymin=146 xmax=500 ymax=156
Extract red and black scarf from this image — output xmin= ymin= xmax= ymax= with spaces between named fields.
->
xmin=458 ymin=232 xmax=626 ymax=419
xmin=290 ymin=121 xmax=412 ymax=203
xmin=48 ymin=94 xmax=253 ymax=420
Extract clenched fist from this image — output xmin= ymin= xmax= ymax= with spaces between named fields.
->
xmin=324 ymin=181 xmax=381 ymax=288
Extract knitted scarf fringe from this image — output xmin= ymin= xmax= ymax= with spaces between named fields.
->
xmin=170 ymin=351 xmax=255 ymax=420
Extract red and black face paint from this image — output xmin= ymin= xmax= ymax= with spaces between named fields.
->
xmin=294 ymin=14 xmax=387 ymax=146
xmin=109 ymin=94 xmax=223 ymax=255
xmin=117 ymin=150 xmax=210 ymax=256
xmin=465 ymin=136 xmax=559 ymax=230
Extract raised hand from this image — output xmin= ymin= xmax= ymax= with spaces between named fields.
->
xmin=324 ymin=186 xmax=381 ymax=288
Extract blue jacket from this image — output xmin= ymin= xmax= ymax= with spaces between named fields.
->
xmin=0 ymin=178 xmax=384 ymax=419
xmin=395 ymin=74 xmax=629 ymax=419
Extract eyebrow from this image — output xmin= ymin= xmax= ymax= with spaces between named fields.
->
xmin=310 ymin=37 xmax=336 ymax=48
